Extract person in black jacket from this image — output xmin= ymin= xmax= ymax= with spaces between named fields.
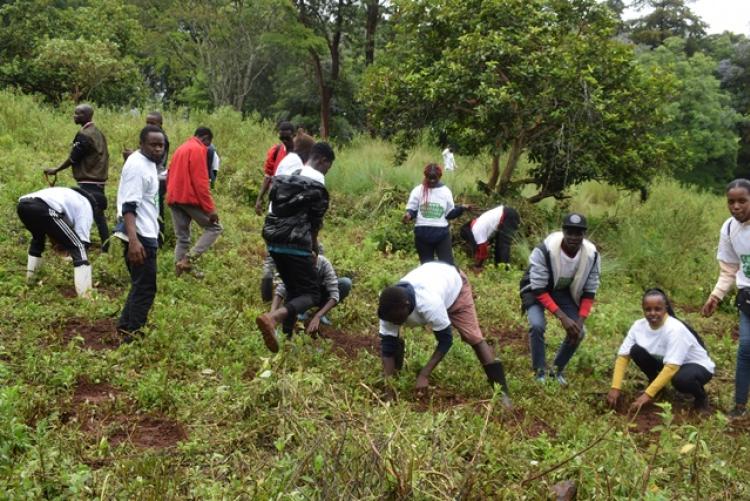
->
xmin=256 ymin=143 xmax=335 ymax=352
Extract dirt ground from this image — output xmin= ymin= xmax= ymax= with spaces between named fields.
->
xmin=319 ymin=327 xmax=379 ymax=359
xmin=65 ymin=377 xmax=186 ymax=454
xmin=59 ymin=317 xmax=121 ymax=350
xmin=487 ymin=325 xmax=528 ymax=350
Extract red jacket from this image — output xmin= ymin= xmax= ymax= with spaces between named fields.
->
xmin=166 ymin=136 xmax=216 ymax=213
xmin=263 ymin=143 xmax=287 ymax=176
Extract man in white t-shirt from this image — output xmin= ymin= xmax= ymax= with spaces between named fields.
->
xmin=442 ymin=147 xmax=457 ymax=171
xmin=377 ymin=262 xmax=511 ymax=404
xmin=519 ymin=213 xmax=601 ymax=385
xmin=16 ymin=186 xmax=97 ymax=297
xmin=114 ymin=125 xmax=165 ymax=342
xmin=460 ymin=205 xmax=520 ymax=268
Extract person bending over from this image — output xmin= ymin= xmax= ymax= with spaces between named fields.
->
xmin=377 ymin=261 xmax=511 ymax=406
xmin=460 ymin=205 xmax=520 ymax=268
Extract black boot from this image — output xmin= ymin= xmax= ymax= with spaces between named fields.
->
xmin=394 ymin=338 xmax=405 ymax=371
xmin=483 ymin=361 xmax=512 ymax=408
xmin=261 ymin=277 xmax=274 ymax=302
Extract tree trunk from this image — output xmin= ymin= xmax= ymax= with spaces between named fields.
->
xmin=487 ymin=154 xmax=500 ymax=190
xmin=365 ymin=0 xmax=379 ymax=66
xmin=497 ymin=137 xmax=523 ymax=194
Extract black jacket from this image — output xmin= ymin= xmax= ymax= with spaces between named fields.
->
xmin=262 ymin=174 xmax=329 ymax=252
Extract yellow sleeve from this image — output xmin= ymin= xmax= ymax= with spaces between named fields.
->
xmin=644 ymin=364 xmax=680 ymax=397
xmin=611 ymin=356 xmax=630 ymax=390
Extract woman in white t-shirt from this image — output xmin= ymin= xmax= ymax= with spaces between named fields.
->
xmin=608 ymin=289 xmax=714 ymax=412
xmin=403 ymin=163 xmax=468 ymax=264
xmin=702 ymin=178 xmax=750 ymax=418
xmin=460 ymin=205 xmax=520 ymax=268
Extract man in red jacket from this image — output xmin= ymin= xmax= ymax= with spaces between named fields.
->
xmin=166 ymin=127 xmax=222 ymax=276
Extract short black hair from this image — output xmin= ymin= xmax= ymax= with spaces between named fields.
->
xmin=194 ymin=127 xmax=213 ymax=141
xmin=377 ymin=286 xmax=409 ymax=322
xmin=140 ymin=124 xmax=164 ymax=144
xmin=70 ymin=187 xmax=98 ymax=213
xmin=726 ymin=178 xmax=750 ymax=193
xmin=309 ymin=142 xmax=335 ymax=163
xmin=278 ymin=121 xmax=294 ymax=133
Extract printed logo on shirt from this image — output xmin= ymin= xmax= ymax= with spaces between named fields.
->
xmin=555 ymin=277 xmax=573 ymax=290
xmin=742 ymin=254 xmax=750 ymax=276
xmin=420 ymin=202 xmax=445 ymax=219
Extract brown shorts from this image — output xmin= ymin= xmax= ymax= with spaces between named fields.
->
xmin=447 ymin=271 xmax=484 ymax=345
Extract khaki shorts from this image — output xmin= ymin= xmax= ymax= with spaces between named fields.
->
xmin=447 ymin=271 xmax=484 ymax=345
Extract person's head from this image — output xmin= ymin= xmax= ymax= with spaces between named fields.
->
xmin=146 ymin=111 xmax=163 ymax=128
xmin=423 ymin=163 xmax=443 ymax=188
xmin=726 ymin=179 xmax=750 ymax=223
xmin=378 ymin=286 xmax=412 ymax=325
xmin=293 ymin=133 xmax=315 ymax=163
xmin=140 ymin=125 xmax=166 ymax=163
xmin=70 ymin=186 xmax=98 ymax=213
xmin=641 ymin=288 xmax=675 ymax=329
xmin=278 ymin=121 xmax=294 ymax=150
xmin=73 ymin=104 xmax=94 ymax=125
xmin=194 ymin=126 xmax=213 ymax=147
xmin=308 ymin=142 xmax=335 ymax=174
xmin=561 ymin=212 xmax=587 ymax=255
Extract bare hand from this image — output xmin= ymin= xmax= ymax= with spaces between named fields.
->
xmin=254 ymin=200 xmax=264 ymax=216
xmin=127 ymin=239 xmax=147 ymax=266
xmin=208 ymin=212 xmax=220 ymax=224
xmin=415 ymin=373 xmax=429 ymax=391
xmin=558 ymin=313 xmax=581 ymax=341
xmin=402 ymin=212 xmax=412 ymax=224
xmin=306 ymin=316 xmax=321 ymax=335
xmin=606 ymin=388 xmax=621 ymax=408
xmin=44 ymin=167 xmax=57 ymax=175
xmin=701 ymin=295 xmax=719 ymax=317
xmin=629 ymin=393 xmax=652 ymax=413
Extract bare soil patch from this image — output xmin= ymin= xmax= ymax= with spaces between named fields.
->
xmin=65 ymin=377 xmax=186 ymax=453
xmin=319 ymin=327 xmax=379 ymax=359
xmin=409 ymin=387 xmax=474 ymax=413
xmin=506 ymin=407 xmax=557 ymax=438
xmin=59 ymin=317 xmax=121 ymax=350
xmin=487 ymin=326 xmax=528 ymax=350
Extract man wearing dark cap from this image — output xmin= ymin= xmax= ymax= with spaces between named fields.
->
xmin=519 ymin=213 xmax=601 ymax=385
xmin=45 ymin=104 xmax=110 ymax=252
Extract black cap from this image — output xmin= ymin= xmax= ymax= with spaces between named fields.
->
xmin=562 ymin=212 xmax=587 ymax=230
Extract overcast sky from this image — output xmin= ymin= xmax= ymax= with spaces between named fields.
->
xmin=624 ymin=0 xmax=750 ymax=35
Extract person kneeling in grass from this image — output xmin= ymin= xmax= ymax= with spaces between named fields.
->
xmin=608 ymin=288 xmax=714 ymax=412
xmin=377 ymin=261 xmax=511 ymax=405
xmin=271 ymin=251 xmax=351 ymax=334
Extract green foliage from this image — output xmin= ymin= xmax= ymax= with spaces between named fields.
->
xmin=362 ymin=0 xmax=671 ymax=201
xmin=1 ymin=91 xmax=750 ymax=498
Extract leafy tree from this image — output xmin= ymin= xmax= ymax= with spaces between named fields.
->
xmin=627 ymin=0 xmax=706 ymax=54
xmin=362 ymin=0 xmax=670 ymax=201
xmin=638 ymin=37 xmax=740 ymax=188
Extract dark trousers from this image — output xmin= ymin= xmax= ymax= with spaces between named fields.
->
xmin=271 ymin=251 xmax=321 ymax=334
xmin=630 ymin=344 xmax=712 ymax=402
xmin=460 ymin=209 xmax=519 ymax=265
xmin=414 ymin=226 xmax=454 ymax=265
xmin=77 ymin=183 xmax=110 ymax=252
xmin=17 ymin=198 xmax=89 ymax=266
xmin=118 ymin=237 xmax=158 ymax=333
xmin=527 ymin=289 xmax=583 ymax=374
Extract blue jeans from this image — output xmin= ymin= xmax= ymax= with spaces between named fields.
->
xmin=527 ymin=290 xmax=585 ymax=374
xmin=736 ymin=310 xmax=750 ymax=405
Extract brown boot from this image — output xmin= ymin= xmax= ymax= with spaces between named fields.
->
xmin=256 ymin=314 xmax=279 ymax=353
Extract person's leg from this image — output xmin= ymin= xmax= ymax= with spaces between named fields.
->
xmin=117 ymin=242 xmax=134 ymax=332
xmin=414 ymin=232 xmax=434 ymax=264
xmin=526 ymin=303 xmax=547 ymax=377
xmin=735 ymin=310 xmax=750 ymax=407
xmin=337 ymin=277 xmax=352 ymax=303
xmin=178 ymin=204 xmax=223 ymax=259
xmin=78 ymin=183 xmax=110 ymax=252
xmin=17 ymin=199 xmax=48 ymax=261
xmin=260 ymin=253 xmax=320 ymax=339
xmin=260 ymin=254 xmax=276 ymax=302
xmin=493 ymin=208 xmax=519 ymax=265
xmin=551 ymin=291 xmax=584 ymax=373
xmin=170 ymin=204 xmax=192 ymax=264
xmin=629 ymin=344 xmax=664 ymax=382
xmin=434 ymin=233 xmax=455 ymax=265
xmin=119 ymin=243 xmax=157 ymax=335
xmin=671 ymin=364 xmax=712 ymax=408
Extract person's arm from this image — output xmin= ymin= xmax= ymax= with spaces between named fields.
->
xmin=122 ymin=208 xmax=145 ymax=266
xmin=380 ymin=325 xmax=400 ymax=377
xmin=255 ymin=176 xmax=273 ymax=215
xmin=630 ymin=364 xmax=680 ymax=411
xmin=703 ymin=260 xmax=739 ymax=316
xmin=415 ymin=326 xmax=453 ymax=390
xmin=271 ymin=289 xmax=284 ymax=312
xmin=51 ymin=133 xmax=92 ymax=174
xmin=607 ymin=355 xmax=630 ymax=407
xmin=404 ymin=187 xmax=419 ymax=223
xmin=307 ymin=260 xmax=340 ymax=333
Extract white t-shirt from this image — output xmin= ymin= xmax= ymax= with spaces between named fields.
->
xmin=297 ymin=165 xmax=325 ymax=185
xmin=116 ymin=150 xmax=159 ymax=240
xmin=19 ymin=187 xmax=93 ymax=243
xmin=274 ymin=153 xmax=304 ymax=177
xmin=405 ymin=184 xmax=455 ymax=228
xmin=554 ymin=250 xmax=581 ymax=290
xmin=211 ymin=151 xmax=220 ymax=173
xmin=717 ymin=217 xmax=750 ymax=289
xmin=618 ymin=316 xmax=715 ymax=373
xmin=379 ymin=262 xmax=463 ymax=337
xmin=442 ymin=148 xmax=456 ymax=171
xmin=471 ymin=205 xmax=505 ymax=245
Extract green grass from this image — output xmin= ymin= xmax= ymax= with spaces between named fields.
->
xmin=1 ymin=89 xmax=749 ymax=498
